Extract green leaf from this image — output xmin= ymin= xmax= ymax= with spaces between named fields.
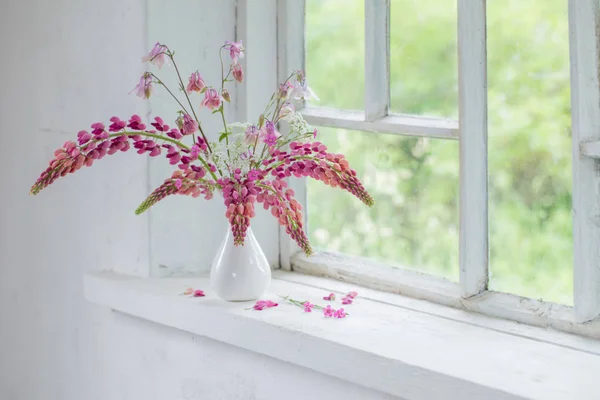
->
xmin=218 ymin=131 xmax=230 ymax=142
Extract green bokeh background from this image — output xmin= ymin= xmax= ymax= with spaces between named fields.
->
xmin=305 ymin=0 xmax=572 ymax=304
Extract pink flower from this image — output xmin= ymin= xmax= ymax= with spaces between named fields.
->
xmin=232 ymin=63 xmax=243 ymax=83
xmin=175 ymin=179 xmax=183 ymax=189
xmin=262 ymin=121 xmax=280 ymax=147
xmin=252 ymin=299 xmax=278 ymax=310
xmin=190 ymin=145 xmax=201 ymax=159
xmin=132 ymin=73 xmax=153 ymax=99
xmin=278 ymin=102 xmax=295 ymax=119
xmin=278 ymin=81 xmax=293 ymax=99
xmin=182 ymin=288 xmax=194 ymax=296
xmin=127 ymin=114 xmax=146 ymax=131
xmin=186 ymin=71 xmax=206 ymax=93
xmin=334 ymin=308 xmax=347 ymax=319
xmin=108 ymin=117 xmax=127 ymax=132
xmin=323 ymin=293 xmax=336 ymax=301
xmin=313 ymin=128 xmax=318 ymax=139
xmin=142 ymin=42 xmax=168 ymax=68
xmin=225 ymin=40 xmax=244 ymax=63
xmin=193 ymin=289 xmax=205 ymax=297
xmin=245 ymin=125 xmax=259 ymax=145
xmin=323 ymin=305 xmax=335 ymax=318
xmin=341 ymin=297 xmax=353 ymax=305
xmin=346 ymin=291 xmax=358 ymax=299
xmin=167 ymin=128 xmax=183 ymax=139
xmin=77 ymin=130 xmax=91 ymax=145
xmin=202 ymin=88 xmax=222 ymax=110
xmin=151 ymin=116 xmax=169 ymax=132
xmin=247 ymin=169 xmax=260 ymax=181
xmin=290 ymin=71 xmax=319 ymax=101
xmin=302 ymin=301 xmax=314 ymax=312
xmin=181 ymin=114 xmax=198 ymax=135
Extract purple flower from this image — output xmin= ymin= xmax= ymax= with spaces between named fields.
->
xmin=142 ymin=42 xmax=168 ymax=68
xmin=186 ymin=71 xmax=206 ymax=93
xmin=131 ymin=73 xmax=153 ymax=99
xmin=232 ymin=63 xmax=243 ymax=83
xmin=225 ymin=40 xmax=244 ymax=63
xmin=201 ymin=88 xmax=222 ymax=110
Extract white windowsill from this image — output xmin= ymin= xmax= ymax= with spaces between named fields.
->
xmin=85 ymin=270 xmax=600 ymax=400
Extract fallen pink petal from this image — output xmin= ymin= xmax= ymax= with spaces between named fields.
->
xmin=346 ymin=291 xmax=358 ymax=299
xmin=193 ymin=290 xmax=205 ymax=297
xmin=323 ymin=293 xmax=336 ymax=301
xmin=341 ymin=297 xmax=353 ymax=305
xmin=252 ymin=299 xmax=278 ymax=310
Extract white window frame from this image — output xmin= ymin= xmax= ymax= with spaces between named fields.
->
xmin=275 ymin=0 xmax=600 ymax=337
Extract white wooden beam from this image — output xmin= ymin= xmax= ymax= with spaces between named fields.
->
xmin=277 ymin=0 xmax=306 ymax=270
xmin=580 ymin=139 xmax=600 ymax=158
xmin=568 ymin=0 xmax=600 ymax=322
xmin=365 ymin=0 xmax=390 ymax=121
xmin=236 ymin=0 xmax=281 ymax=269
xmin=301 ymin=107 xmax=459 ymax=139
xmin=458 ymin=0 xmax=489 ymax=298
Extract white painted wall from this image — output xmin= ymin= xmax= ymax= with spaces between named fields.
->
xmin=0 ymin=0 xmax=397 ymax=399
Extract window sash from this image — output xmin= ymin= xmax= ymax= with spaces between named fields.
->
xmin=457 ymin=0 xmax=488 ymax=298
xmin=275 ymin=0 xmax=600 ymax=331
xmin=568 ymin=0 xmax=600 ymax=323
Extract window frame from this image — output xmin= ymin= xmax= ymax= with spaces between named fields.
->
xmin=275 ymin=0 xmax=600 ymax=337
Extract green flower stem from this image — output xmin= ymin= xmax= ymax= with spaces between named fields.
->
xmin=280 ymin=295 xmax=347 ymax=314
xmin=218 ymin=47 xmax=232 ymax=161
xmin=150 ymin=73 xmax=191 ymax=117
xmin=167 ymin=53 xmax=212 ymax=152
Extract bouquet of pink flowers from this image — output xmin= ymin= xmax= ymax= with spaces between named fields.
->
xmin=30 ymin=41 xmax=374 ymax=255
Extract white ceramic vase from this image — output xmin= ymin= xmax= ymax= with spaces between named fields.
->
xmin=210 ymin=227 xmax=271 ymax=301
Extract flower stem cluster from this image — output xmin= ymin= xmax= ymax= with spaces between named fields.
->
xmin=30 ymin=40 xmax=374 ymax=256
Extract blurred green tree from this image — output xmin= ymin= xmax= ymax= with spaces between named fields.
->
xmin=305 ymin=0 xmax=572 ymax=304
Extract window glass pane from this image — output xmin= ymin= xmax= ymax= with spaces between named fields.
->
xmin=487 ymin=0 xmax=572 ymax=304
xmin=308 ymin=128 xmax=459 ymax=280
xmin=390 ymin=0 xmax=458 ymax=118
xmin=305 ymin=0 xmax=364 ymax=110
